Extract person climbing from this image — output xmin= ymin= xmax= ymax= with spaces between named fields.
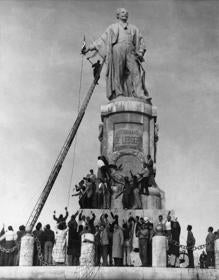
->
xmin=92 ymin=60 xmax=101 ymax=83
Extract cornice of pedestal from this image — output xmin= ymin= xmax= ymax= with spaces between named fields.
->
xmin=100 ymin=97 xmax=157 ymax=119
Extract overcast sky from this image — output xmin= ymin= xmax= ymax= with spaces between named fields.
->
xmin=0 ymin=0 xmax=218 ymax=247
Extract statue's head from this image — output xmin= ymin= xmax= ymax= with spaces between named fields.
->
xmin=116 ymin=8 xmax=128 ymax=22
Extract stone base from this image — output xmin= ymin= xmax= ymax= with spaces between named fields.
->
xmin=0 ymin=266 xmax=217 ymax=280
xmin=152 ymin=236 xmax=167 ymax=267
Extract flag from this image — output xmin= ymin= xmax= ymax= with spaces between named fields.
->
xmin=81 ymin=35 xmax=86 ymax=55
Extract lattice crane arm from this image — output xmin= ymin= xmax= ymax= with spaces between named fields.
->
xmin=26 ymin=57 xmax=105 ymax=231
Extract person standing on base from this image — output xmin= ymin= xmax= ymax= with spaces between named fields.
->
xmin=43 ymin=224 xmax=55 ymax=265
xmin=67 ymin=213 xmax=80 ymax=266
xmin=138 ymin=220 xmax=150 ymax=267
xmin=199 ymin=250 xmax=207 ymax=268
xmin=15 ymin=225 xmax=26 ymax=265
xmin=99 ymin=224 xmax=109 ymax=266
xmin=33 ymin=222 xmax=44 ymax=266
xmin=112 ymin=223 xmax=124 ymax=266
xmin=186 ymin=225 xmax=195 ymax=268
xmin=206 ymin=226 xmax=215 ymax=268
xmin=0 ymin=226 xmax=17 ymax=266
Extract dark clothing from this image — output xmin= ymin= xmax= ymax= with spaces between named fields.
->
xmin=94 ymin=231 xmax=101 ymax=266
xmin=108 ymin=241 xmax=113 ymax=266
xmin=138 ymin=228 xmax=149 ymax=267
xmin=148 ymin=226 xmax=153 ymax=267
xmin=122 ymin=181 xmax=132 ymax=209
xmin=135 ymin=221 xmax=141 ymax=236
xmin=43 ymin=229 xmax=55 ymax=244
xmin=4 ymin=240 xmax=16 ymax=266
xmin=44 ymin=241 xmax=53 ymax=265
xmin=17 ymin=230 xmax=25 ymax=243
xmin=199 ymin=252 xmax=207 ymax=268
xmin=206 ymin=251 xmax=215 ymax=268
xmin=87 ymin=213 xmax=96 ymax=234
xmin=139 ymin=238 xmax=149 ymax=267
xmin=206 ymin=232 xmax=215 ymax=267
xmin=67 ymin=217 xmax=81 ymax=266
xmin=43 ymin=229 xmax=55 ymax=265
xmin=114 ymin=257 xmax=123 ymax=266
xmin=146 ymin=158 xmax=157 ymax=187
xmin=188 ymin=249 xmax=194 ymax=268
xmin=123 ymin=226 xmax=130 ymax=241
xmin=100 ymin=166 xmax=110 ymax=180
xmin=33 ymin=229 xmax=44 ymax=266
xmin=146 ymin=158 xmax=154 ymax=174
xmin=140 ymin=176 xmax=149 ymax=195
xmin=53 ymin=211 xmax=69 ymax=225
xmin=101 ymin=245 xmax=109 ymax=266
xmin=187 ymin=231 xmax=195 ymax=268
xmin=170 ymin=221 xmax=181 ymax=257
xmin=67 ymin=220 xmax=81 ymax=260
xmin=187 ymin=231 xmax=195 ymax=249
xmin=92 ymin=61 xmax=101 ymax=81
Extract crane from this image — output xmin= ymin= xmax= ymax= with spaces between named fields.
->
xmin=26 ymin=57 xmax=105 ymax=231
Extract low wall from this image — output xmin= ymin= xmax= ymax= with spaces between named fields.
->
xmin=0 ymin=267 xmax=218 ymax=280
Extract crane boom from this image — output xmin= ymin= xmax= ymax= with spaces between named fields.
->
xmin=26 ymin=57 xmax=105 ymax=231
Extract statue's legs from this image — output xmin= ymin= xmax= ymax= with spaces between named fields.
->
xmin=112 ymin=43 xmax=146 ymax=98
xmin=126 ymin=51 xmax=146 ymax=98
xmin=112 ymin=43 xmax=130 ymax=97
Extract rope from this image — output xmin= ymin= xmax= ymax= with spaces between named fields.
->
xmin=67 ymin=54 xmax=84 ymax=207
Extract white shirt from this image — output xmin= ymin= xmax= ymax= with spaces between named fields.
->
xmin=0 ymin=230 xmax=17 ymax=241
xmin=165 ymin=221 xmax=171 ymax=231
xmin=97 ymin=159 xmax=105 ymax=168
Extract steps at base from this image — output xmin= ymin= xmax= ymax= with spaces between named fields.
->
xmin=0 ymin=267 xmax=217 ymax=280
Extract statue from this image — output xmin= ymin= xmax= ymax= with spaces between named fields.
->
xmin=84 ymin=8 xmax=149 ymax=100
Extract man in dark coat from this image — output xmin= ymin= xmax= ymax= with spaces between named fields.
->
xmin=170 ymin=219 xmax=181 ymax=267
xmin=206 ymin=226 xmax=215 ymax=268
xmin=16 ymin=225 xmax=26 ymax=265
xmin=43 ymin=224 xmax=55 ymax=265
xmin=94 ymin=225 xmax=101 ymax=266
xmin=67 ymin=212 xmax=80 ymax=266
xmin=186 ymin=225 xmax=195 ymax=268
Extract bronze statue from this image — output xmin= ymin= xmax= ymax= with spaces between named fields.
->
xmin=84 ymin=8 xmax=149 ymax=100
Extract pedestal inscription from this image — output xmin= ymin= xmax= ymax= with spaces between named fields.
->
xmin=113 ymin=123 xmax=143 ymax=152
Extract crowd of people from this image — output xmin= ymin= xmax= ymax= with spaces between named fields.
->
xmin=0 ymin=209 xmax=218 ymax=267
xmin=72 ymin=154 xmax=157 ymax=210
xmin=34 ymin=209 xmax=180 ymax=267
xmin=0 ymin=154 xmax=218 ymax=268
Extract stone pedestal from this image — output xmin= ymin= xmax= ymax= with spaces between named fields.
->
xmin=80 ymin=233 xmax=95 ymax=266
xmin=152 ymin=236 xmax=167 ymax=267
xmin=100 ymin=97 xmax=164 ymax=209
xmin=19 ymin=233 xmax=34 ymax=266
xmin=141 ymin=187 xmax=162 ymax=209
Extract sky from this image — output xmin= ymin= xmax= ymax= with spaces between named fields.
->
xmin=0 ymin=0 xmax=218 ymax=249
